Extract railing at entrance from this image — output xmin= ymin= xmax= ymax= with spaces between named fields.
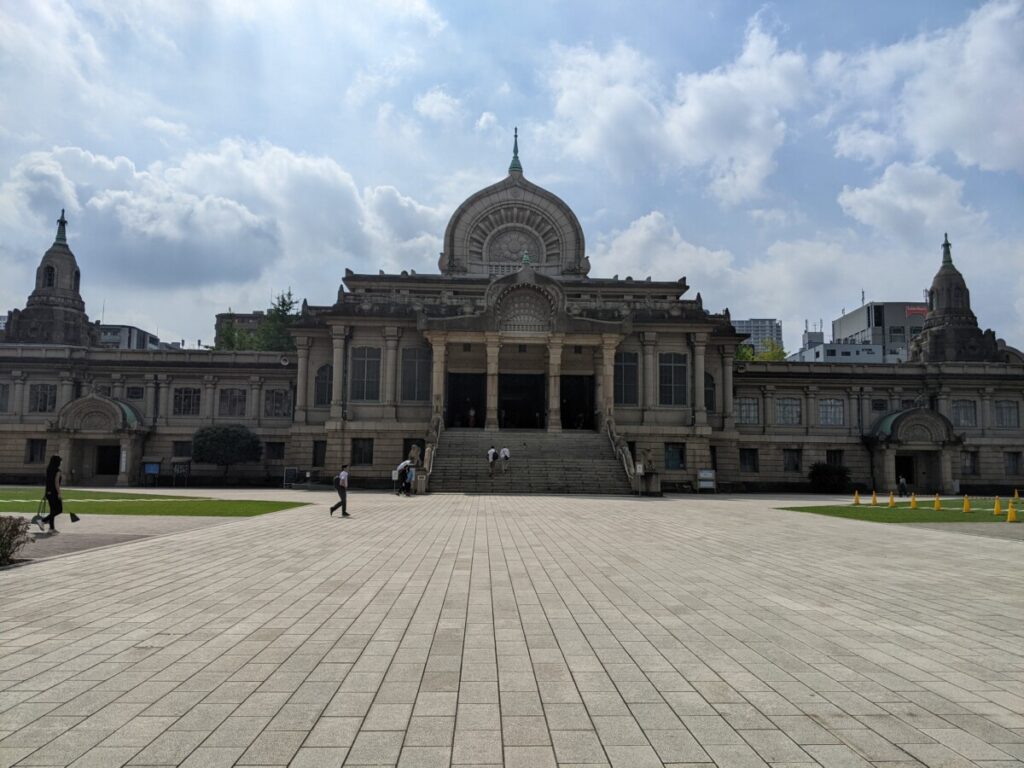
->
xmin=423 ymin=410 xmax=444 ymax=491
xmin=605 ymin=414 xmax=636 ymax=489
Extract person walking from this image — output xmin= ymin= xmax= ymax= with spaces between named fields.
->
xmin=499 ymin=446 xmax=511 ymax=474
xmin=330 ymin=465 xmax=350 ymax=517
xmin=33 ymin=455 xmax=77 ymax=533
xmin=487 ymin=446 xmax=497 ymax=477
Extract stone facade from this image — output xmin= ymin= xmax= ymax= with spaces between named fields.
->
xmin=1 ymin=155 xmax=1022 ymax=493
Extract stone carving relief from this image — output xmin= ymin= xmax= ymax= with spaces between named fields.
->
xmin=497 ymin=287 xmax=553 ymax=332
xmin=486 ymin=227 xmax=544 ymax=265
xmin=902 ymin=424 xmax=934 ymax=443
xmin=468 ymin=206 xmax=561 ymax=268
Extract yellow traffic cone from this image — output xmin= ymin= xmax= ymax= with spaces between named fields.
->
xmin=994 ymin=496 xmax=1003 ymax=516
xmin=853 ymin=490 xmax=861 ymax=506
xmin=910 ymin=493 xmax=917 ymax=509
xmin=933 ymin=494 xmax=942 ymax=511
xmin=887 ymin=491 xmax=896 ymax=508
xmin=1007 ymin=499 xmax=1018 ymax=523
xmin=963 ymin=495 xmax=971 ymax=513
xmin=871 ymin=490 xmax=878 ymax=506
xmin=1015 ymin=488 xmax=1020 ymax=501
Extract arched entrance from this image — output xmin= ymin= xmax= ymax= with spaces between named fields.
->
xmin=869 ymin=408 xmax=959 ymax=494
xmin=53 ymin=394 xmax=149 ymax=486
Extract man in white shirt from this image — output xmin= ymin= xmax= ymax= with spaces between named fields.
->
xmin=499 ymin=446 xmax=511 ymax=473
xmin=486 ymin=446 xmax=497 ymax=477
xmin=330 ymin=465 xmax=350 ymax=517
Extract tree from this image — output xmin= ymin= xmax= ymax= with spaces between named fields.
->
xmin=216 ymin=316 xmax=256 ymax=351
xmin=735 ymin=340 xmax=787 ymax=361
xmin=215 ymin=290 xmax=297 ymax=352
xmin=192 ymin=424 xmax=262 ymax=479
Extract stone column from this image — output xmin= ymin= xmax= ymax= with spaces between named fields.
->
xmin=641 ymin=332 xmax=657 ymax=423
xmin=692 ymin=334 xmax=707 ymax=426
xmin=722 ymin=351 xmax=734 ymax=429
xmin=112 ymin=374 xmax=124 ymax=401
xmin=804 ymin=386 xmax=816 ymax=435
xmin=330 ymin=326 xmax=346 ymax=419
xmin=861 ymin=386 xmax=874 ymax=432
xmin=936 ymin=387 xmax=950 ymax=420
xmin=940 ymin=449 xmax=954 ymax=494
xmin=203 ymin=375 xmax=216 ymax=423
xmin=295 ymin=337 xmax=310 ymax=424
xmin=250 ymin=376 xmax=263 ymax=426
xmin=547 ymin=335 xmax=564 ymax=432
xmin=58 ymin=372 xmax=73 ymax=410
xmin=485 ymin=333 xmax=501 ymax=431
xmin=594 ymin=346 xmax=605 ymax=423
xmin=117 ymin=436 xmax=132 ymax=487
xmin=144 ymin=374 xmax=157 ymax=425
xmin=158 ymin=375 xmax=172 ymax=426
xmin=428 ymin=333 xmax=447 ymax=422
xmin=981 ymin=387 xmax=993 ymax=435
xmin=601 ymin=335 xmax=618 ymax=425
xmin=890 ymin=387 xmax=903 ymax=412
xmin=882 ymin=448 xmax=897 ymax=492
xmin=848 ymin=388 xmax=860 ymax=436
xmin=382 ymin=327 xmax=401 ymax=418
xmin=761 ymin=385 xmax=774 ymax=435
xmin=12 ymin=372 xmax=25 ymax=423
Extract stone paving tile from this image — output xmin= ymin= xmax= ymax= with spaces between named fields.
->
xmin=2 ymin=491 xmax=1023 ymax=767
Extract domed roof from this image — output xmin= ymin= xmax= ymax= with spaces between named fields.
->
xmin=924 ymin=234 xmax=975 ymax=329
xmin=27 ymin=209 xmax=86 ymax=313
xmin=439 ymin=130 xmax=589 ymax=278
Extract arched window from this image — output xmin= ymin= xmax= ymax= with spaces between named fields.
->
xmin=73 ymin=270 xmax=81 ymax=292
xmin=704 ymin=372 xmax=716 ymax=412
xmin=314 ymin=364 xmax=333 ymax=406
xmin=43 ymin=265 xmax=56 ymax=288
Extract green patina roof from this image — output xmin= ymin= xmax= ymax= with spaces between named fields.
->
xmin=508 ymin=127 xmax=522 ymax=174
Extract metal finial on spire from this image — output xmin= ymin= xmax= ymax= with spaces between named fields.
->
xmin=55 ymin=209 xmax=68 ymax=245
xmin=942 ymin=232 xmax=952 ymax=265
xmin=509 ymin=126 xmax=523 ymax=175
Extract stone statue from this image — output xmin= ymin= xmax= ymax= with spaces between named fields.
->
xmin=408 ymin=443 xmax=421 ymax=466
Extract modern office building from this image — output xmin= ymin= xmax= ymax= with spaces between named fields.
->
xmin=732 ymin=318 xmax=783 ymax=354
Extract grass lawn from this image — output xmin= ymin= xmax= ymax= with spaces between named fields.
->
xmin=782 ymin=497 xmax=1021 ymax=524
xmin=0 ymin=487 xmax=303 ymax=517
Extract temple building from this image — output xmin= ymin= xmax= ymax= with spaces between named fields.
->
xmin=2 ymin=144 xmax=1022 ymax=494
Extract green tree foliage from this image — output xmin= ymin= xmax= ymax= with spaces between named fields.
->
xmin=192 ymin=424 xmax=263 ymax=478
xmin=735 ymin=340 xmax=787 ymax=361
xmin=216 ymin=290 xmax=297 ymax=351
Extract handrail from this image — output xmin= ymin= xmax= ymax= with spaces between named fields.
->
xmin=604 ymin=412 xmax=636 ymax=485
xmin=423 ymin=409 xmax=444 ymax=486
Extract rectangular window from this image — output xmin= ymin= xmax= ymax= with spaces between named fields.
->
xmin=901 ymin=398 xmax=916 ymax=409
xmin=613 ymin=351 xmax=639 ymax=406
xmin=125 ymin=385 xmax=144 ymax=400
xmin=658 ymin=352 xmax=687 ymax=406
xmin=173 ymin=387 xmax=202 ymax=416
xmin=312 ymin=440 xmax=327 ymax=468
xmin=351 ymin=347 xmax=381 ymax=401
xmin=783 ymin=448 xmax=802 ymax=473
xmin=0 ymin=383 xmax=8 ymax=412
xmin=736 ymin=397 xmax=759 ymax=425
xmin=709 ymin=445 xmax=717 ymax=471
xmin=961 ymin=451 xmax=979 ymax=476
xmin=871 ymin=398 xmax=888 ymax=412
xmin=994 ymin=400 xmax=1020 ymax=428
xmin=25 ymin=439 xmax=47 ymax=464
xmin=351 ymin=437 xmax=373 ymax=466
xmin=818 ymin=398 xmax=844 ymax=426
xmin=775 ymin=397 xmax=801 ymax=426
xmin=263 ymin=388 xmax=293 ymax=418
xmin=739 ymin=448 xmax=759 ymax=473
xmin=401 ymin=347 xmax=432 ymax=402
xmin=951 ymin=399 xmax=977 ymax=427
xmin=265 ymin=442 xmax=285 ymax=461
xmin=218 ymin=388 xmax=247 ymax=417
xmin=664 ymin=442 xmax=686 ymax=470
xmin=172 ymin=441 xmax=193 ymax=458
xmin=94 ymin=383 xmax=112 ymax=396
xmin=888 ymin=325 xmax=905 ymax=339
xmin=826 ymin=449 xmax=844 ymax=467
xmin=1005 ymin=452 xmax=1022 ymax=476
xmin=28 ymin=383 xmax=57 ymax=413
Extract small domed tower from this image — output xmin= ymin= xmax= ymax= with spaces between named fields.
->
xmin=908 ymin=234 xmax=1000 ymax=362
xmin=4 ymin=211 xmax=98 ymax=346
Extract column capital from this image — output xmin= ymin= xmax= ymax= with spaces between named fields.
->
xmin=330 ymin=324 xmax=347 ymax=341
xmin=641 ymin=331 xmax=657 ymax=346
xmin=383 ymin=325 xmax=402 ymax=343
xmin=601 ymin=333 xmax=621 ymax=351
xmin=691 ymin=331 xmax=709 ymax=346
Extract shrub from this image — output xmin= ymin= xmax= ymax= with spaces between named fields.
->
xmin=0 ymin=516 xmax=31 ymax=566
xmin=808 ymin=462 xmax=851 ymax=493
xmin=192 ymin=424 xmax=263 ymax=479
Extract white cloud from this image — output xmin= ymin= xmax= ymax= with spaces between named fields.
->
xmin=413 ymin=87 xmax=462 ymax=123
xmin=838 ymin=162 xmax=986 ymax=246
xmin=821 ymin=0 xmax=1024 ymax=173
xmin=833 ymin=122 xmax=898 ymax=166
xmin=475 ymin=112 xmax=498 ymax=132
xmin=143 ymin=116 xmax=189 ymax=139
xmin=540 ymin=18 xmax=809 ymax=203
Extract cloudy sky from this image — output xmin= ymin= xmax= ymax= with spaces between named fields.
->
xmin=1 ymin=0 xmax=1022 ymax=351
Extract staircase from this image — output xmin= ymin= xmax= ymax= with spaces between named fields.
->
xmin=428 ymin=429 xmax=633 ymax=494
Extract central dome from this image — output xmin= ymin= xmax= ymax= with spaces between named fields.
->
xmin=438 ymin=133 xmax=588 ymax=278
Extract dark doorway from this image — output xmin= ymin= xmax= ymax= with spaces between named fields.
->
xmin=447 ymin=373 xmax=486 ymax=428
xmin=561 ymin=375 xmax=595 ymax=430
xmin=894 ymin=454 xmax=916 ymax=485
xmin=499 ymin=374 xmax=546 ymax=429
xmin=95 ymin=445 xmax=120 ymax=475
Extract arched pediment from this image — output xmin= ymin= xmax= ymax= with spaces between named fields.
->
xmin=441 ymin=174 xmax=588 ymax=277
xmin=871 ymin=407 xmax=957 ymax=446
xmin=55 ymin=393 xmax=145 ymax=434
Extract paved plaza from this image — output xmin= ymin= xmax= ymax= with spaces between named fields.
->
xmin=1 ymin=492 xmax=1023 ymax=768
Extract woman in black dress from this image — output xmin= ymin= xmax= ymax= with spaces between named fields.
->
xmin=34 ymin=455 xmax=66 ymax=533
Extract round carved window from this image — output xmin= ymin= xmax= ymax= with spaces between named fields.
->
xmin=498 ymin=288 xmax=552 ymax=332
xmin=487 ymin=228 xmax=543 ymax=264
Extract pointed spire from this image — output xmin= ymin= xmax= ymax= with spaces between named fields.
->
xmin=942 ymin=232 xmax=952 ymax=265
xmin=55 ymin=209 xmax=68 ymax=245
xmin=508 ymin=126 xmax=523 ymax=175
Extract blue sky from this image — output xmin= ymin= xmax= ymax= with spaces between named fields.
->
xmin=1 ymin=0 xmax=1021 ymax=351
